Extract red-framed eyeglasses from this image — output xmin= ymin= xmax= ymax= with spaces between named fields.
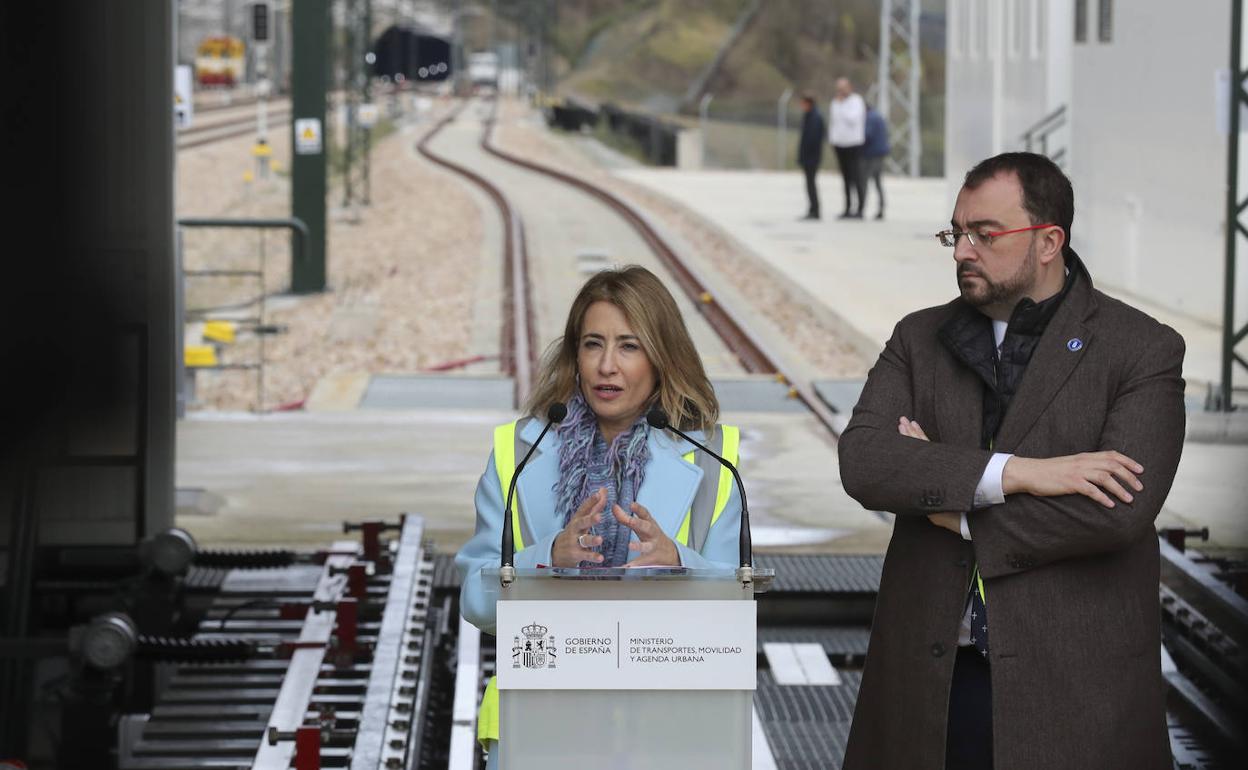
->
xmin=935 ymin=223 xmax=1057 ymax=248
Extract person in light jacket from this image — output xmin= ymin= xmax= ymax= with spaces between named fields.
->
xmin=456 ymin=265 xmax=745 ymax=769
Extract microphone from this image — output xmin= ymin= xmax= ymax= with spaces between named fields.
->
xmin=646 ymin=406 xmax=754 ymax=584
xmin=500 ymin=402 xmax=567 ymax=586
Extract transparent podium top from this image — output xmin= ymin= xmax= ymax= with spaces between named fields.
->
xmin=481 ymin=566 xmax=774 ymax=593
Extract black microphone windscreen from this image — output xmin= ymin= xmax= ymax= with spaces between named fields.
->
xmin=547 ymin=402 xmax=568 ymax=423
xmin=646 ymin=406 xmax=669 ymax=429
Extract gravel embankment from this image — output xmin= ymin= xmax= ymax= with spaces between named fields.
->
xmin=177 ymin=99 xmax=484 ymax=410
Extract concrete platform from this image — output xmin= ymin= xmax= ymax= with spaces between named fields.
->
xmin=360 ymin=374 xmax=514 ymax=410
xmin=176 ymin=405 xmax=890 ymax=554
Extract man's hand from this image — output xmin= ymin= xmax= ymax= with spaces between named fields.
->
xmin=552 ymin=488 xmax=607 ymax=567
xmin=898 ymin=416 xmax=928 ymax=442
xmin=926 ymin=512 xmax=962 ymax=534
xmin=897 ymin=417 xmax=963 ymax=534
xmin=1002 ymin=453 xmax=1144 ymax=508
xmin=612 ymin=502 xmax=681 ymax=566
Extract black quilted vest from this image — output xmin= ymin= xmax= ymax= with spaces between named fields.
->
xmin=938 ymin=254 xmax=1085 ymax=449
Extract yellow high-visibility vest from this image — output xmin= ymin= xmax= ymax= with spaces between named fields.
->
xmin=478 ymin=420 xmax=740 ymax=745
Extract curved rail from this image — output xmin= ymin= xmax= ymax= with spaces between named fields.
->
xmin=415 ymin=102 xmax=537 ymax=407
xmin=478 ymin=99 xmax=842 ymax=436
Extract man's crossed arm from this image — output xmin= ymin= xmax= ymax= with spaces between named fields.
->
xmin=896 ymin=415 xmax=1145 ymax=536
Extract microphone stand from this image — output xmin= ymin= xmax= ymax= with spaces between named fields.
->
xmin=500 ymin=404 xmax=566 ymax=586
xmin=648 ymin=408 xmax=754 ymax=588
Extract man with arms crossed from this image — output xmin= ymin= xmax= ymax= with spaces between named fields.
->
xmin=839 ymin=152 xmax=1185 ymax=769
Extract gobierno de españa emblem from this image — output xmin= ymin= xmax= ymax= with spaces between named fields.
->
xmin=512 ymin=621 xmax=558 ymax=669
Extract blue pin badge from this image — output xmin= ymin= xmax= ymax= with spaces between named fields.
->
xmin=1067 ymin=338 xmax=1083 ymax=352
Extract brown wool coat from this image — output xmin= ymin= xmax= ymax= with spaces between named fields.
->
xmin=838 ymin=273 xmax=1185 ymax=770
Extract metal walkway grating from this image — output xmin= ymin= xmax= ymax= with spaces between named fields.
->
xmin=755 ymin=554 xmax=883 ymax=593
xmin=755 ymin=669 xmax=861 ymax=769
xmin=758 ymin=626 xmax=871 ymax=659
xmin=762 ymin=721 xmax=852 ymax=770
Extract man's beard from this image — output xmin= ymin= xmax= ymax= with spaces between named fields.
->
xmin=957 ymin=240 xmax=1037 ymax=309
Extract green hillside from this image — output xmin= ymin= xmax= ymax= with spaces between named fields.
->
xmin=479 ymin=0 xmax=947 ymax=174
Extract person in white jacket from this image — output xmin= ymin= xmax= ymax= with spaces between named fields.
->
xmin=829 ymin=77 xmax=867 ymax=219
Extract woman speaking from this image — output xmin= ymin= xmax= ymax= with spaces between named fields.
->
xmin=455 ymin=265 xmax=744 ymax=767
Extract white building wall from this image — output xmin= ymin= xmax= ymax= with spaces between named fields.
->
xmin=1067 ymin=1 xmax=1242 ymax=326
xmin=945 ymin=0 xmax=1071 ymax=194
xmin=946 ymin=0 xmax=1248 ymax=332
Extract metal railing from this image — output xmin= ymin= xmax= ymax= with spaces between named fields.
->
xmin=177 ymin=217 xmax=309 ymax=267
xmin=176 ymin=217 xmax=307 ymax=411
xmin=1020 ymin=104 xmax=1068 ymax=166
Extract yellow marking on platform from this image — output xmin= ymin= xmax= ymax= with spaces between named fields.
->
xmin=203 ymin=320 xmax=236 ymax=344
xmin=185 ymin=345 xmax=219 ymax=368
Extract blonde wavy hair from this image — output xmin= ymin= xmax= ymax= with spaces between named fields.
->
xmin=525 ymin=265 xmax=719 ymax=434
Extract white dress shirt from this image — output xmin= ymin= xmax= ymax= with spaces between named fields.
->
xmin=828 ymin=93 xmax=866 ymax=147
xmin=958 ymin=319 xmax=1012 ymax=646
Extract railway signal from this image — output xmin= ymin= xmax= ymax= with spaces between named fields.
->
xmin=252 ymin=2 xmax=269 ymax=41
xmin=252 ymin=2 xmax=272 ymax=178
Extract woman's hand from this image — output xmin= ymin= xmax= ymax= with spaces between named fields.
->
xmin=612 ymin=502 xmax=681 ymax=566
xmin=552 ymin=488 xmax=607 ymax=567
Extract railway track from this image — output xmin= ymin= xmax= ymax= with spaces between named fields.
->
xmin=417 ymin=96 xmax=841 ymax=437
xmin=196 ymin=94 xmax=263 ymax=114
xmin=477 ymin=100 xmax=842 ymax=435
xmin=414 ymin=101 xmax=537 ymax=407
xmin=178 ymin=106 xmax=293 ymax=151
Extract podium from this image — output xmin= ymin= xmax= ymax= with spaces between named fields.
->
xmin=481 ymin=566 xmax=773 ymax=770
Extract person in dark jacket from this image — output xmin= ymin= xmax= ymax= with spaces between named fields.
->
xmin=861 ymin=106 xmax=890 ymax=219
xmin=796 ymin=94 xmax=825 ymax=220
xmin=839 ymin=152 xmax=1184 ymax=770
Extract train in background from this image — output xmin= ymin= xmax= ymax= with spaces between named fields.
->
xmin=195 ymin=36 xmax=245 ymax=87
xmin=467 ymin=51 xmax=499 ymax=90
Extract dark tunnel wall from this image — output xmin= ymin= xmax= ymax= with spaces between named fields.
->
xmin=371 ymin=25 xmax=452 ymax=82
xmin=0 ymin=0 xmax=177 ymax=549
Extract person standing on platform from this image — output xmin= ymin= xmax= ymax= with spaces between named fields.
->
xmin=456 ymin=265 xmax=745 ymax=770
xmin=861 ymin=104 xmax=890 ymax=220
xmin=838 ymin=152 xmax=1185 ymax=770
xmin=797 ymin=93 xmax=825 ymax=220
xmin=829 ymin=76 xmax=867 ymax=219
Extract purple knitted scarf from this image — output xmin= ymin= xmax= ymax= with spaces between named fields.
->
xmin=553 ymin=390 xmax=650 ymax=567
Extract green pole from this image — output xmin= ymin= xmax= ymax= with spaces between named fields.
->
xmin=291 ymin=0 xmax=328 ymax=293
xmin=1224 ymin=0 xmax=1243 ymax=410
xmin=343 ymin=0 xmax=356 ymax=209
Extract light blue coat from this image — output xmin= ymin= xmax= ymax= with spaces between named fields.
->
xmin=455 ymin=418 xmax=743 ymax=635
